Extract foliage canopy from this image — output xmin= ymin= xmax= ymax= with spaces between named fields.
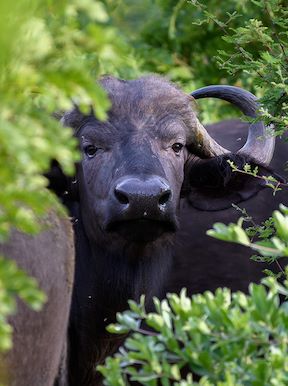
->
xmin=0 ymin=0 xmax=139 ymax=353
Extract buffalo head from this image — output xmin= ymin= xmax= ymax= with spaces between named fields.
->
xmin=56 ymin=76 xmax=274 ymax=247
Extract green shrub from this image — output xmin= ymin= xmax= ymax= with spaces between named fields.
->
xmin=98 ymin=276 xmax=288 ymax=385
xmin=107 ymin=0 xmax=287 ymax=122
xmin=193 ymin=0 xmax=288 ymax=134
xmin=0 ymin=0 xmax=139 ymax=353
xmin=208 ymin=205 xmax=288 ymax=277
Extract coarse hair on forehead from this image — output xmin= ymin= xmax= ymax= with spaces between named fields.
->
xmin=99 ymin=75 xmax=198 ymax=127
xmin=62 ymin=75 xmax=199 ymax=137
xmin=99 ymin=74 xmax=193 ymax=104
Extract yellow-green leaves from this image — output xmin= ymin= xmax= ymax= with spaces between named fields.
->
xmin=0 ymin=0 xmax=138 ymax=353
xmin=273 ymin=209 xmax=288 ymax=243
xmin=98 ymin=280 xmax=288 ymax=385
xmin=208 ymin=205 xmax=288 ymax=268
xmin=207 ymin=218 xmax=250 ymax=246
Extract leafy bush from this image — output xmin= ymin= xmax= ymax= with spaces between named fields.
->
xmin=209 ymin=205 xmax=288 ymax=276
xmin=0 ymin=0 xmax=138 ymax=353
xmin=107 ymin=0 xmax=287 ymax=124
xmin=107 ymin=0 xmax=258 ymax=86
xmin=98 ymin=276 xmax=288 ymax=385
xmin=192 ymin=0 xmax=288 ymax=134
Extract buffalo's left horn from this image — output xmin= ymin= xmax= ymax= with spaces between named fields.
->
xmin=189 ymin=85 xmax=275 ymax=166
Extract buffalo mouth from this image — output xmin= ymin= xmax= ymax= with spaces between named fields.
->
xmin=106 ymin=218 xmax=177 ymax=242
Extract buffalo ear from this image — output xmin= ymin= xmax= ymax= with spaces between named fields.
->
xmin=61 ymin=107 xmax=85 ymax=131
xmin=182 ymin=154 xmax=280 ymax=211
xmin=45 ymin=107 xmax=84 ymax=201
xmin=44 ymin=107 xmax=84 ymax=203
xmin=45 ymin=160 xmax=79 ymax=202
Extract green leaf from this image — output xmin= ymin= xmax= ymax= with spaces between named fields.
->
xmin=273 ymin=210 xmax=288 ymax=242
xmin=106 ymin=323 xmax=129 ymax=335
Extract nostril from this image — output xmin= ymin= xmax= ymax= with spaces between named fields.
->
xmin=158 ymin=190 xmax=171 ymax=206
xmin=114 ymin=189 xmax=129 ymax=205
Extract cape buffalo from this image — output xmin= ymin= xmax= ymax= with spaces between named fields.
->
xmin=0 ymin=211 xmax=74 ymax=386
xmin=49 ymin=75 xmax=281 ymax=385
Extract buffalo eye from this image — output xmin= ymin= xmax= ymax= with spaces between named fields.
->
xmin=84 ymin=145 xmax=99 ymax=158
xmin=172 ymin=143 xmax=183 ymax=154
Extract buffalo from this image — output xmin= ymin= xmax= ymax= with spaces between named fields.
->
xmin=0 ymin=211 xmax=74 ymax=386
xmin=48 ymin=75 xmax=282 ymax=385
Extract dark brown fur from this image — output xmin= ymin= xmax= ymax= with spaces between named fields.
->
xmin=166 ymin=120 xmax=288 ymax=295
xmin=0 ymin=211 xmax=74 ymax=386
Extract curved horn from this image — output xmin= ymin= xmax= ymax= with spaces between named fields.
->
xmin=188 ymin=117 xmax=229 ymax=158
xmin=190 ymin=85 xmax=275 ymax=166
